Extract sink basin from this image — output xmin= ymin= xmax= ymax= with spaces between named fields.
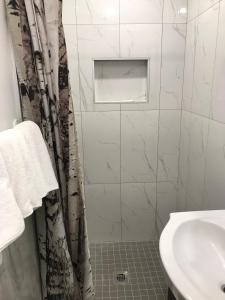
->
xmin=160 ymin=210 xmax=225 ymax=300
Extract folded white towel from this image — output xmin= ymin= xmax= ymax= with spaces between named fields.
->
xmin=0 ymin=121 xmax=59 ymax=218
xmin=0 ymin=152 xmax=25 ymax=252
xmin=0 ymin=129 xmax=34 ymax=217
xmin=15 ymin=121 xmax=59 ymax=202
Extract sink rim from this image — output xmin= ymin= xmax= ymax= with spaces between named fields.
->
xmin=159 ymin=210 xmax=225 ymax=300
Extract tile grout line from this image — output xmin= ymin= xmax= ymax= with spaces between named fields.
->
xmin=176 ymin=2 xmax=188 ymax=211
xmin=118 ymin=0 xmax=123 ymax=242
xmin=81 ymin=108 xmax=183 ymax=113
xmin=84 ymin=180 xmax=178 ymax=186
xmin=183 ymin=6 xmax=198 ymax=211
xmin=154 ymin=0 xmax=165 ymax=239
xmin=201 ymin=1 xmax=221 ymax=210
xmin=119 ymin=108 xmax=122 ymax=241
xmin=65 ymin=22 xmax=187 ymax=26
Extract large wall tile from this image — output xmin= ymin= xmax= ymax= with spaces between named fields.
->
xmin=163 ymin=0 xmax=187 ymax=23
xmin=83 ymin=111 xmax=120 ymax=184
xmin=64 ymin=25 xmax=81 ymax=111
xmin=120 ymin=24 xmax=162 ymax=110
xmin=76 ymin=0 xmax=119 ymax=24
xmin=157 ymin=181 xmax=177 ymax=229
xmin=182 ymin=19 xmax=196 ymax=111
xmin=77 ymin=25 xmax=120 ymax=111
xmin=85 ymin=184 xmax=121 ymax=242
xmin=185 ymin=114 xmax=209 ymax=210
xmin=120 ymin=0 xmax=163 ymax=23
xmin=62 ymin=0 xmax=76 ymax=24
xmin=158 ymin=110 xmax=181 ymax=181
xmin=121 ymin=183 xmax=156 ymax=241
xmin=204 ymin=121 xmax=225 ymax=210
xmin=77 ymin=25 xmax=119 ymax=59
xmin=160 ymin=24 xmax=186 ymax=109
xmin=121 ymin=111 xmax=159 ymax=183
xmin=211 ymin=0 xmax=225 ymax=123
xmin=191 ymin=4 xmax=219 ymax=117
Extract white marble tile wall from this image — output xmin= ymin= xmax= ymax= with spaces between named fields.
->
xmin=191 ymin=4 xmax=219 ymax=117
xmin=176 ymin=111 xmax=191 ymax=211
xmin=163 ymin=0 xmax=187 ymax=23
xmin=120 ymin=23 xmax=162 ymax=111
xmin=158 ymin=110 xmax=181 ymax=182
xmin=121 ymin=183 xmax=157 ymax=241
xmin=63 ymin=0 xmax=187 ymax=242
xmin=182 ymin=18 xmax=196 ymax=111
xmin=120 ymin=0 xmax=163 ymax=23
xmin=203 ymin=120 xmax=225 ymax=210
xmin=178 ymin=0 xmax=225 ymax=213
xmin=85 ymin=184 xmax=121 ymax=241
xmin=160 ymin=24 xmax=186 ymax=109
xmin=211 ymin=0 xmax=225 ymax=123
xmin=82 ymin=111 xmax=120 ymax=184
xmin=121 ymin=111 xmax=158 ymax=183
xmin=156 ymin=181 xmax=177 ymax=231
xmin=186 ymin=115 xmax=209 ymax=210
xmin=76 ymin=0 xmax=119 ymax=24
xmin=77 ymin=25 xmax=120 ymax=111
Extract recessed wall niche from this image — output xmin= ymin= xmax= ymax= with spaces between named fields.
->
xmin=93 ymin=59 xmax=149 ymax=104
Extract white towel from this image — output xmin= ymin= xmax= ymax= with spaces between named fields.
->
xmin=0 ymin=129 xmax=34 ymax=217
xmin=0 ymin=152 xmax=25 ymax=252
xmin=15 ymin=121 xmax=59 ymax=202
xmin=0 ymin=121 xmax=59 ymax=218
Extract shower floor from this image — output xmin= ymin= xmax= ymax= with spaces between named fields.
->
xmin=90 ymin=241 xmax=167 ymax=300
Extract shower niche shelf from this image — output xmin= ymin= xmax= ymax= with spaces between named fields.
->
xmin=93 ymin=58 xmax=149 ymax=104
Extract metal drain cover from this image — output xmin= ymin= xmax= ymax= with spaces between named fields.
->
xmin=114 ymin=271 xmax=129 ymax=285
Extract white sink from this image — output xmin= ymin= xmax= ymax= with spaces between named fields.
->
xmin=160 ymin=210 xmax=225 ymax=300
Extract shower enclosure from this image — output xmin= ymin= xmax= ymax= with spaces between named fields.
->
xmin=63 ymin=0 xmax=187 ymax=298
xmin=64 ymin=0 xmax=225 ymax=298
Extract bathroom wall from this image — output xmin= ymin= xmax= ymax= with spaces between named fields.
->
xmin=178 ymin=0 xmax=225 ymax=211
xmin=0 ymin=2 xmax=42 ymax=299
xmin=63 ymin=0 xmax=187 ymax=242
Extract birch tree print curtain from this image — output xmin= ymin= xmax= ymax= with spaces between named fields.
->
xmin=4 ymin=1 xmax=94 ymax=299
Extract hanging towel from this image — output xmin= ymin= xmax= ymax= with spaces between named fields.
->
xmin=0 ymin=122 xmax=59 ymax=218
xmin=0 ymin=152 xmax=25 ymax=252
xmin=15 ymin=121 xmax=59 ymax=203
xmin=0 ymin=128 xmax=34 ymax=217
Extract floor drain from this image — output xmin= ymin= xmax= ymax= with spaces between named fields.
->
xmin=221 ymin=284 xmax=225 ymax=293
xmin=114 ymin=271 xmax=129 ymax=285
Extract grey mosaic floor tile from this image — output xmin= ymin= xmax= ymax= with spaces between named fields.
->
xmin=90 ymin=241 xmax=167 ymax=300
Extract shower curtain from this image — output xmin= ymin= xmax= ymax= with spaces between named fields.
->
xmin=4 ymin=1 xmax=94 ymax=299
